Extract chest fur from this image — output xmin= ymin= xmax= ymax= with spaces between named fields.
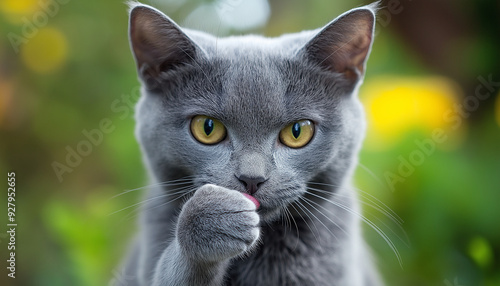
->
xmin=225 ymin=223 xmax=349 ymax=286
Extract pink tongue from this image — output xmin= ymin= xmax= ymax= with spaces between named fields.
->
xmin=242 ymin=193 xmax=260 ymax=209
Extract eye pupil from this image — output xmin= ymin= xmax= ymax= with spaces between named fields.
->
xmin=204 ymin=119 xmax=214 ymax=136
xmin=292 ymin=122 xmax=301 ymax=139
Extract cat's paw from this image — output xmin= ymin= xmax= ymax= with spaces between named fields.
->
xmin=176 ymin=184 xmax=260 ymax=262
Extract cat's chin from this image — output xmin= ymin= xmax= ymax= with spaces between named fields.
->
xmin=257 ymin=207 xmax=283 ymax=223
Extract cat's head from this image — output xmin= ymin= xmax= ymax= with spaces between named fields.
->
xmin=128 ymin=3 xmax=377 ymax=221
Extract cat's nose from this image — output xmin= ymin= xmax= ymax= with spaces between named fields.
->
xmin=236 ymin=174 xmax=267 ymax=195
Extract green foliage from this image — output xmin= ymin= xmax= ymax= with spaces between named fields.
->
xmin=0 ymin=0 xmax=498 ymax=285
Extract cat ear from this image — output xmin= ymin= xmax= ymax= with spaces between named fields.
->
xmin=299 ymin=4 xmax=377 ymax=85
xmin=128 ymin=4 xmax=203 ymax=89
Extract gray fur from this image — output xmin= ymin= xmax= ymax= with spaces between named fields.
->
xmin=119 ymin=2 xmax=382 ymax=285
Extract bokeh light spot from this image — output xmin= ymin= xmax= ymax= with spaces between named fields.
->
xmin=21 ymin=27 xmax=68 ymax=73
xmin=216 ymin=0 xmax=270 ymax=31
xmin=361 ymin=76 xmax=463 ymax=150
xmin=0 ymin=0 xmax=39 ymax=24
xmin=183 ymin=0 xmax=270 ymax=35
xmin=468 ymin=236 xmax=493 ymax=268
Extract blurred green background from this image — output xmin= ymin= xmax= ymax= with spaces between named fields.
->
xmin=0 ymin=0 xmax=499 ymax=285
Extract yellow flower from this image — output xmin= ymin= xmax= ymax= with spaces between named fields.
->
xmin=361 ymin=76 xmax=463 ymax=150
xmin=0 ymin=0 xmax=39 ymax=24
xmin=21 ymin=27 xmax=68 ymax=73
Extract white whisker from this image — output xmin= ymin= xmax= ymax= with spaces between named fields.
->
xmin=307 ymin=182 xmax=410 ymax=247
xmin=109 ymin=176 xmax=195 ymax=200
xmin=281 ymin=206 xmax=290 ymax=237
xmin=108 ymin=185 xmax=193 ymax=216
xmin=328 ymin=192 xmax=410 ymax=247
xmin=284 ymin=205 xmax=301 ymax=251
xmin=357 ymin=163 xmax=390 ymax=192
xmin=122 ymin=187 xmax=198 ymax=222
xmin=309 ymin=185 xmax=404 ymax=227
xmin=308 ymin=181 xmax=404 ymax=225
xmin=298 ymin=197 xmax=340 ymax=242
xmin=294 ymin=200 xmax=322 ymax=246
xmin=306 ymin=187 xmax=403 ymax=267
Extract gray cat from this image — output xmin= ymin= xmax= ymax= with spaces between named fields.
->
xmin=119 ymin=2 xmax=382 ymax=285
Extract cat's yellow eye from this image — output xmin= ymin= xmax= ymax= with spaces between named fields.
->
xmin=279 ymin=120 xmax=314 ymax=148
xmin=190 ymin=115 xmax=227 ymax=145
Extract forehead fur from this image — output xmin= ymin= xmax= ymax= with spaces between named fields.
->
xmin=152 ymin=30 xmax=345 ymax=133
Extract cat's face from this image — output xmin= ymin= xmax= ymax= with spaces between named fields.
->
xmin=129 ymin=4 xmax=376 ymax=221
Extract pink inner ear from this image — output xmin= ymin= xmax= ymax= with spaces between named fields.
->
xmin=347 ymin=33 xmax=372 ymax=74
xmin=130 ymin=6 xmax=199 ymax=81
xmin=304 ymin=9 xmax=375 ymax=82
xmin=331 ymin=26 xmax=373 ymax=77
